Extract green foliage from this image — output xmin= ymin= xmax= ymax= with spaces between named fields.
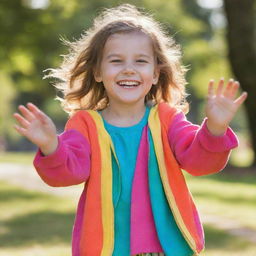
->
xmin=0 ymin=72 xmax=17 ymax=140
xmin=0 ymin=0 xmax=249 ymax=152
xmin=43 ymin=98 xmax=68 ymax=125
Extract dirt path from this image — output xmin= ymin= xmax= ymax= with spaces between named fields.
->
xmin=0 ymin=162 xmax=256 ymax=244
xmin=0 ymin=162 xmax=83 ymax=199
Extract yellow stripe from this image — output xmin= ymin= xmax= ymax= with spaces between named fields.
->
xmin=148 ymin=105 xmax=197 ymax=253
xmin=87 ymin=111 xmax=115 ymax=256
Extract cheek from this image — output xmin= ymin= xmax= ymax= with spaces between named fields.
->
xmin=102 ymin=66 xmax=121 ymax=79
xmin=142 ymin=67 xmax=156 ymax=79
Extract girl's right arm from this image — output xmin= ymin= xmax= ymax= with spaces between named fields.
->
xmin=13 ymin=103 xmax=90 ymax=187
xmin=13 ymin=103 xmax=58 ymax=156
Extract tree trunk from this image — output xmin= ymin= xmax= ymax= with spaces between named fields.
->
xmin=223 ymin=0 xmax=256 ymax=166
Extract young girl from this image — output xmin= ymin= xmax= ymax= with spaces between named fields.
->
xmin=13 ymin=4 xmax=247 ymax=256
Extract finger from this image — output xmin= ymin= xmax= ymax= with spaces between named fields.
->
xmin=26 ymin=103 xmax=49 ymax=123
xmin=13 ymin=124 xmax=27 ymax=136
xmin=208 ymin=80 xmax=215 ymax=98
xmin=216 ymin=78 xmax=224 ymax=96
xmin=13 ymin=113 xmax=30 ymax=128
xmin=26 ymin=102 xmax=41 ymax=112
xmin=234 ymin=92 xmax=248 ymax=107
xmin=228 ymin=81 xmax=240 ymax=99
xmin=18 ymin=105 xmax=35 ymax=122
xmin=223 ymin=79 xmax=235 ymax=98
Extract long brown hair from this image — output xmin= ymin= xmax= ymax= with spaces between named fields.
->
xmin=45 ymin=4 xmax=189 ymax=115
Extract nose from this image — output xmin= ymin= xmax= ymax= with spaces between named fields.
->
xmin=122 ymin=64 xmax=136 ymax=75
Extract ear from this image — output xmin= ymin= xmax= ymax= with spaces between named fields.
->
xmin=153 ymin=67 xmax=160 ymax=85
xmin=93 ymin=69 xmax=102 ymax=83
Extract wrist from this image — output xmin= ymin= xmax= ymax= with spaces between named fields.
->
xmin=206 ymin=119 xmax=228 ymax=136
xmin=39 ymin=136 xmax=58 ymax=156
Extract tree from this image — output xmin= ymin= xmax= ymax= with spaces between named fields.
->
xmin=0 ymin=0 xmax=239 ymax=152
xmin=223 ymin=0 xmax=256 ymax=166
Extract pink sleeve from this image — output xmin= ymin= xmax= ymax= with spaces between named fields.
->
xmin=33 ymin=129 xmax=90 ymax=187
xmin=168 ymin=112 xmax=238 ymax=176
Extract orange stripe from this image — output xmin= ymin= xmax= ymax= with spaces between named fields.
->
xmin=67 ymin=111 xmax=103 ymax=255
xmin=88 ymin=111 xmax=115 ymax=255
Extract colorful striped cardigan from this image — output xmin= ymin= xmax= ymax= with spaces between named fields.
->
xmin=34 ymin=102 xmax=238 ymax=256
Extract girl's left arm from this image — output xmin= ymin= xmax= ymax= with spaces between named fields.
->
xmin=168 ymin=78 xmax=247 ymax=176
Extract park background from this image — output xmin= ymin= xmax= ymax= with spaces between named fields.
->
xmin=0 ymin=0 xmax=255 ymax=255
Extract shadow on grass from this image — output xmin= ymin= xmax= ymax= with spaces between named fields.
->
xmin=187 ymin=172 xmax=256 ymax=206
xmin=194 ymin=168 xmax=256 ymax=186
xmin=0 ymin=187 xmax=50 ymax=202
xmin=2 ymin=216 xmax=252 ymax=251
xmin=0 ymin=181 xmax=75 ymax=249
xmin=1 ymin=210 xmax=74 ymax=248
xmin=192 ymin=190 xmax=256 ymax=206
xmin=204 ymin=224 xmax=252 ymax=251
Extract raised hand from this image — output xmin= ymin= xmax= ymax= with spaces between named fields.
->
xmin=13 ymin=103 xmax=58 ymax=155
xmin=205 ymin=78 xmax=247 ymax=136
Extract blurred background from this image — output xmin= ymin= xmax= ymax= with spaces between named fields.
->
xmin=0 ymin=0 xmax=255 ymax=168
xmin=0 ymin=1 xmax=256 ymax=256
xmin=1 ymin=0 xmax=255 ymax=168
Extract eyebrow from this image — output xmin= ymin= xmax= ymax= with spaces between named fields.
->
xmin=106 ymin=54 xmax=151 ymax=59
xmin=106 ymin=54 xmax=120 ymax=59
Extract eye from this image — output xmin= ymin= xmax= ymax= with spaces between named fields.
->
xmin=110 ymin=59 xmax=122 ymax=63
xmin=136 ymin=59 xmax=148 ymax=63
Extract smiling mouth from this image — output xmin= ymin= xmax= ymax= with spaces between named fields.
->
xmin=117 ymin=80 xmax=141 ymax=88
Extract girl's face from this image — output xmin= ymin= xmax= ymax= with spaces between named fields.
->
xmin=94 ymin=31 xmax=159 ymax=107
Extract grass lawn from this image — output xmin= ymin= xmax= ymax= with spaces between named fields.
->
xmin=0 ymin=152 xmax=256 ymax=255
xmin=185 ymin=169 xmax=256 ymax=255
xmin=201 ymin=224 xmax=256 ymax=256
xmin=0 ymin=152 xmax=34 ymax=165
xmin=0 ymin=177 xmax=255 ymax=255
xmin=0 ymin=181 xmax=77 ymax=256
xmin=186 ymin=170 xmax=256 ymax=230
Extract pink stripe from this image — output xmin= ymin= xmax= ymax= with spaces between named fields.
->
xmin=72 ymin=185 xmax=88 ymax=256
xmin=130 ymin=126 xmax=163 ymax=255
xmin=192 ymin=204 xmax=205 ymax=251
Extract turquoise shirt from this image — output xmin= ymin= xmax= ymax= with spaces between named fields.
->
xmin=100 ymin=107 xmax=193 ymax=256
xmin=102 ymin=107 xmax=150 ymax=256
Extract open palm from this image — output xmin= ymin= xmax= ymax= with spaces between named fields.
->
xmin=205 ymin=79 xmax=247 ymax=134
xmin=13 ymin=103 xmax=58 ymax=151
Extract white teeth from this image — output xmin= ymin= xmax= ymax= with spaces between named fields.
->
xmin=117 ymin=81 xmax=140 ymax=86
